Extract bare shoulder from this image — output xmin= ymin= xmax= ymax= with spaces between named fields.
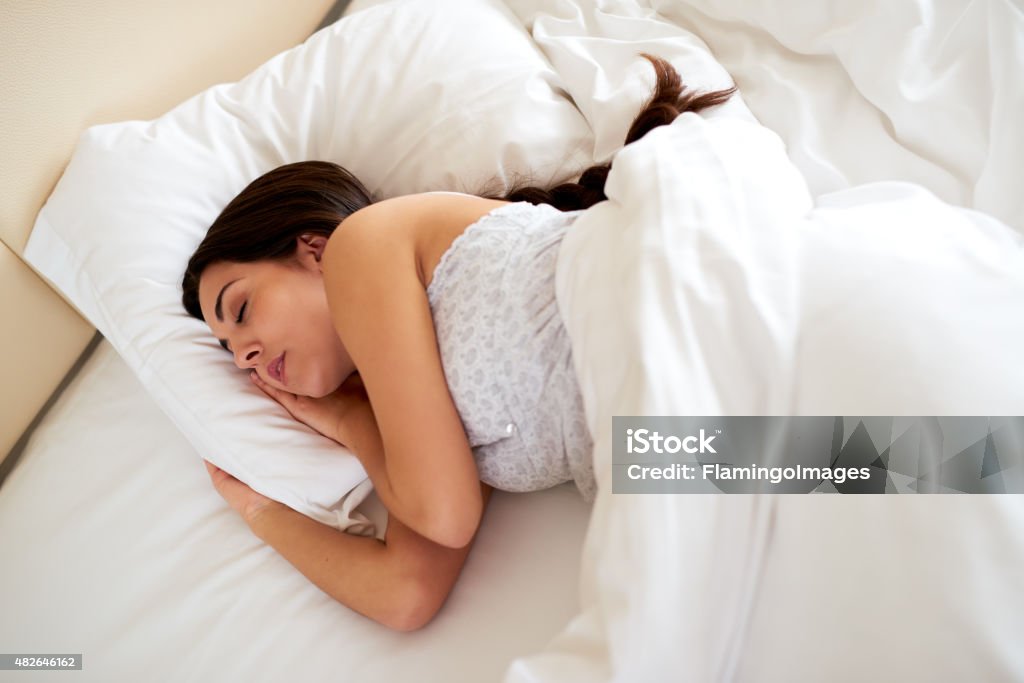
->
xmin=344 ymin=191 xmax=508 ymax=224
xmin=323 ymin=192 xmax=510 ymax=288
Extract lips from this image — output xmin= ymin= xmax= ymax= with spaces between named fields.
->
xmin=267 ymin=353 xmax=286 ymax=384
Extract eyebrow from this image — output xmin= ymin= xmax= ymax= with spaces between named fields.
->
xmin=214 ymin=278 xmax=241 ymax=352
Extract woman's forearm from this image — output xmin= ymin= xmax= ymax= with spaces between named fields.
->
xmin=247 ymin=503 xmax=423 ymax=631
xmin=336 ymin=397 xmax=482 ymax=550
xmin=336 ymin=402 xmax=421 ymax=537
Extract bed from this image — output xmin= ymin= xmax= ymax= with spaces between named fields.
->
xmin=2 ymin=0 xmax=1023 ymax=681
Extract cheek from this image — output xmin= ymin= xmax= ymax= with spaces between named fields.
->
xmin=299 ymin=283 xmax=349 ymax=394
xmin=283 ymin=278 xmax=329 ymax=333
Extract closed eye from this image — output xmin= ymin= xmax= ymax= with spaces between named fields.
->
xmin=218 ymin=301 xmax=247 ymax=353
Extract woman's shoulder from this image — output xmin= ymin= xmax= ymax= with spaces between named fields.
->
xmin=346 ymin=191 xmax=508 ymax=221
xmin=421 ymin=190 xmax=478 ymax=199
xmin=323 ymin=192 xmax=511 ymax=289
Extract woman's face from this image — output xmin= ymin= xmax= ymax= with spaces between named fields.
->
xmin=197 ymin=235 xmax=355 ymax=398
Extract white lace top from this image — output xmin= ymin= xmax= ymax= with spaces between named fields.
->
xmin=426 ymin=201 xmax=596 ymax=502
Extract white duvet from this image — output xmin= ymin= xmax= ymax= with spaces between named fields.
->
xmin=528 ymin=106 xmax=1024 ymax=683
xmin=503 ymin=0 xmax=1024 ymax=680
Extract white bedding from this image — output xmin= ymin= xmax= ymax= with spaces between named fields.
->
xmin=4 ymin=0 xmax=1023 ymax=680
xmin=522 ymin=108 xmax=1024 ymax=683
xmin=510 ymin=0 xmax=1023 ymax=235
xmin=504 ymin=0 xmax=1024 ymax=680
xmin=650 ymin=0 xmax=1024 ymax=234
xmin=0 ymin=340 xmax=592 ymax=681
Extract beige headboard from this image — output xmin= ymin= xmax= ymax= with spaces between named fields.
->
xmin=0 ymin=0 xmax=341 ymax=469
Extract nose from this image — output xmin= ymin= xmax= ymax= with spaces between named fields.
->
xmin=233 ymin=340 xmax=262 ymax=370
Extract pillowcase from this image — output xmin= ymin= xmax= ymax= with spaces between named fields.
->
xmin=23 ymin=0 xmax=593 ymax=533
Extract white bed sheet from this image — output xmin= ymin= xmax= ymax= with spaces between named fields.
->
xmin=0 ymin=340 xmax=592 ymax=682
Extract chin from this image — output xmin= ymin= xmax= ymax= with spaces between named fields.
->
xmin=299 ymin=380 xmax=329 ymax=399
xmin=307 ymin=373 xmax=346 ymax=399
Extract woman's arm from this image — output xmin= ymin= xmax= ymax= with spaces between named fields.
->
xmin=248 ymin=483 xmax=493 ymax=632
xmin=206 ymin=460 xmax=493 ymax=631
xmin=321 ymin=193 xmax=509 ymax=549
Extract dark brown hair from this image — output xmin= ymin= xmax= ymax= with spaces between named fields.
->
xmin=181 ymin=162 xmax=374 ymax=319
xmin=181 ymin=54 xmax=734 ymax=320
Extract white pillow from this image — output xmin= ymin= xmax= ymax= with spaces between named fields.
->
xmin=24 ymin=0 xmax=594 ymax=533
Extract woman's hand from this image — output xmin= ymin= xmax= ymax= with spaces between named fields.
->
xmin=250 ymin=370 xmax=370 ymax=446
xmin=204 ymin=460 xmax=280 ymax=524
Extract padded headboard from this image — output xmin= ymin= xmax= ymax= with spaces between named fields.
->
xmin=0 ymin=0 xmax=341 ymax=468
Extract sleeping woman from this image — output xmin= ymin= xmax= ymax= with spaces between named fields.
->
xmin=181 ymin=55 xmax=734 ymax=631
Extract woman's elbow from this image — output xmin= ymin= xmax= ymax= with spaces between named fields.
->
xmin=397 ymin=488 xmax=481 ymax=549
xmin=388 ymin=606 xmax=436 ymax=633
xmin=384 ymin=577 xmax=446 ymax=632
xmin=422 ymin=503 xmax=481 ymax=550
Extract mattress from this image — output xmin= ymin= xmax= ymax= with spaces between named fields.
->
xmin=0 ymin=340 xmax=592 ymax=681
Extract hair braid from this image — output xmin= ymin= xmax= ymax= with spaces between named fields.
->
xmin=497 ymin=53 xmax=736 ymax=212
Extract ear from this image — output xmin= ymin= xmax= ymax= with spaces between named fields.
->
xmin=296 ymin=233 xmax=329 ymax=272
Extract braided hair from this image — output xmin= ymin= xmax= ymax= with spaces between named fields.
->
xmin=498 ymin=53 xmax=736 ymax=211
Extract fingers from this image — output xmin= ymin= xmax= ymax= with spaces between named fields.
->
xmin=204 ymin=460 xmax=229 ymax=489
xmin=204 ymin=459 xmax=242 ymax=492
xmin=250 ymin=371 xmax=294 ymax=401
xmin=204 ymin=459 xmax=231 ymax=480
xmin=249 ymin=370 xmax=269 ymax=392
